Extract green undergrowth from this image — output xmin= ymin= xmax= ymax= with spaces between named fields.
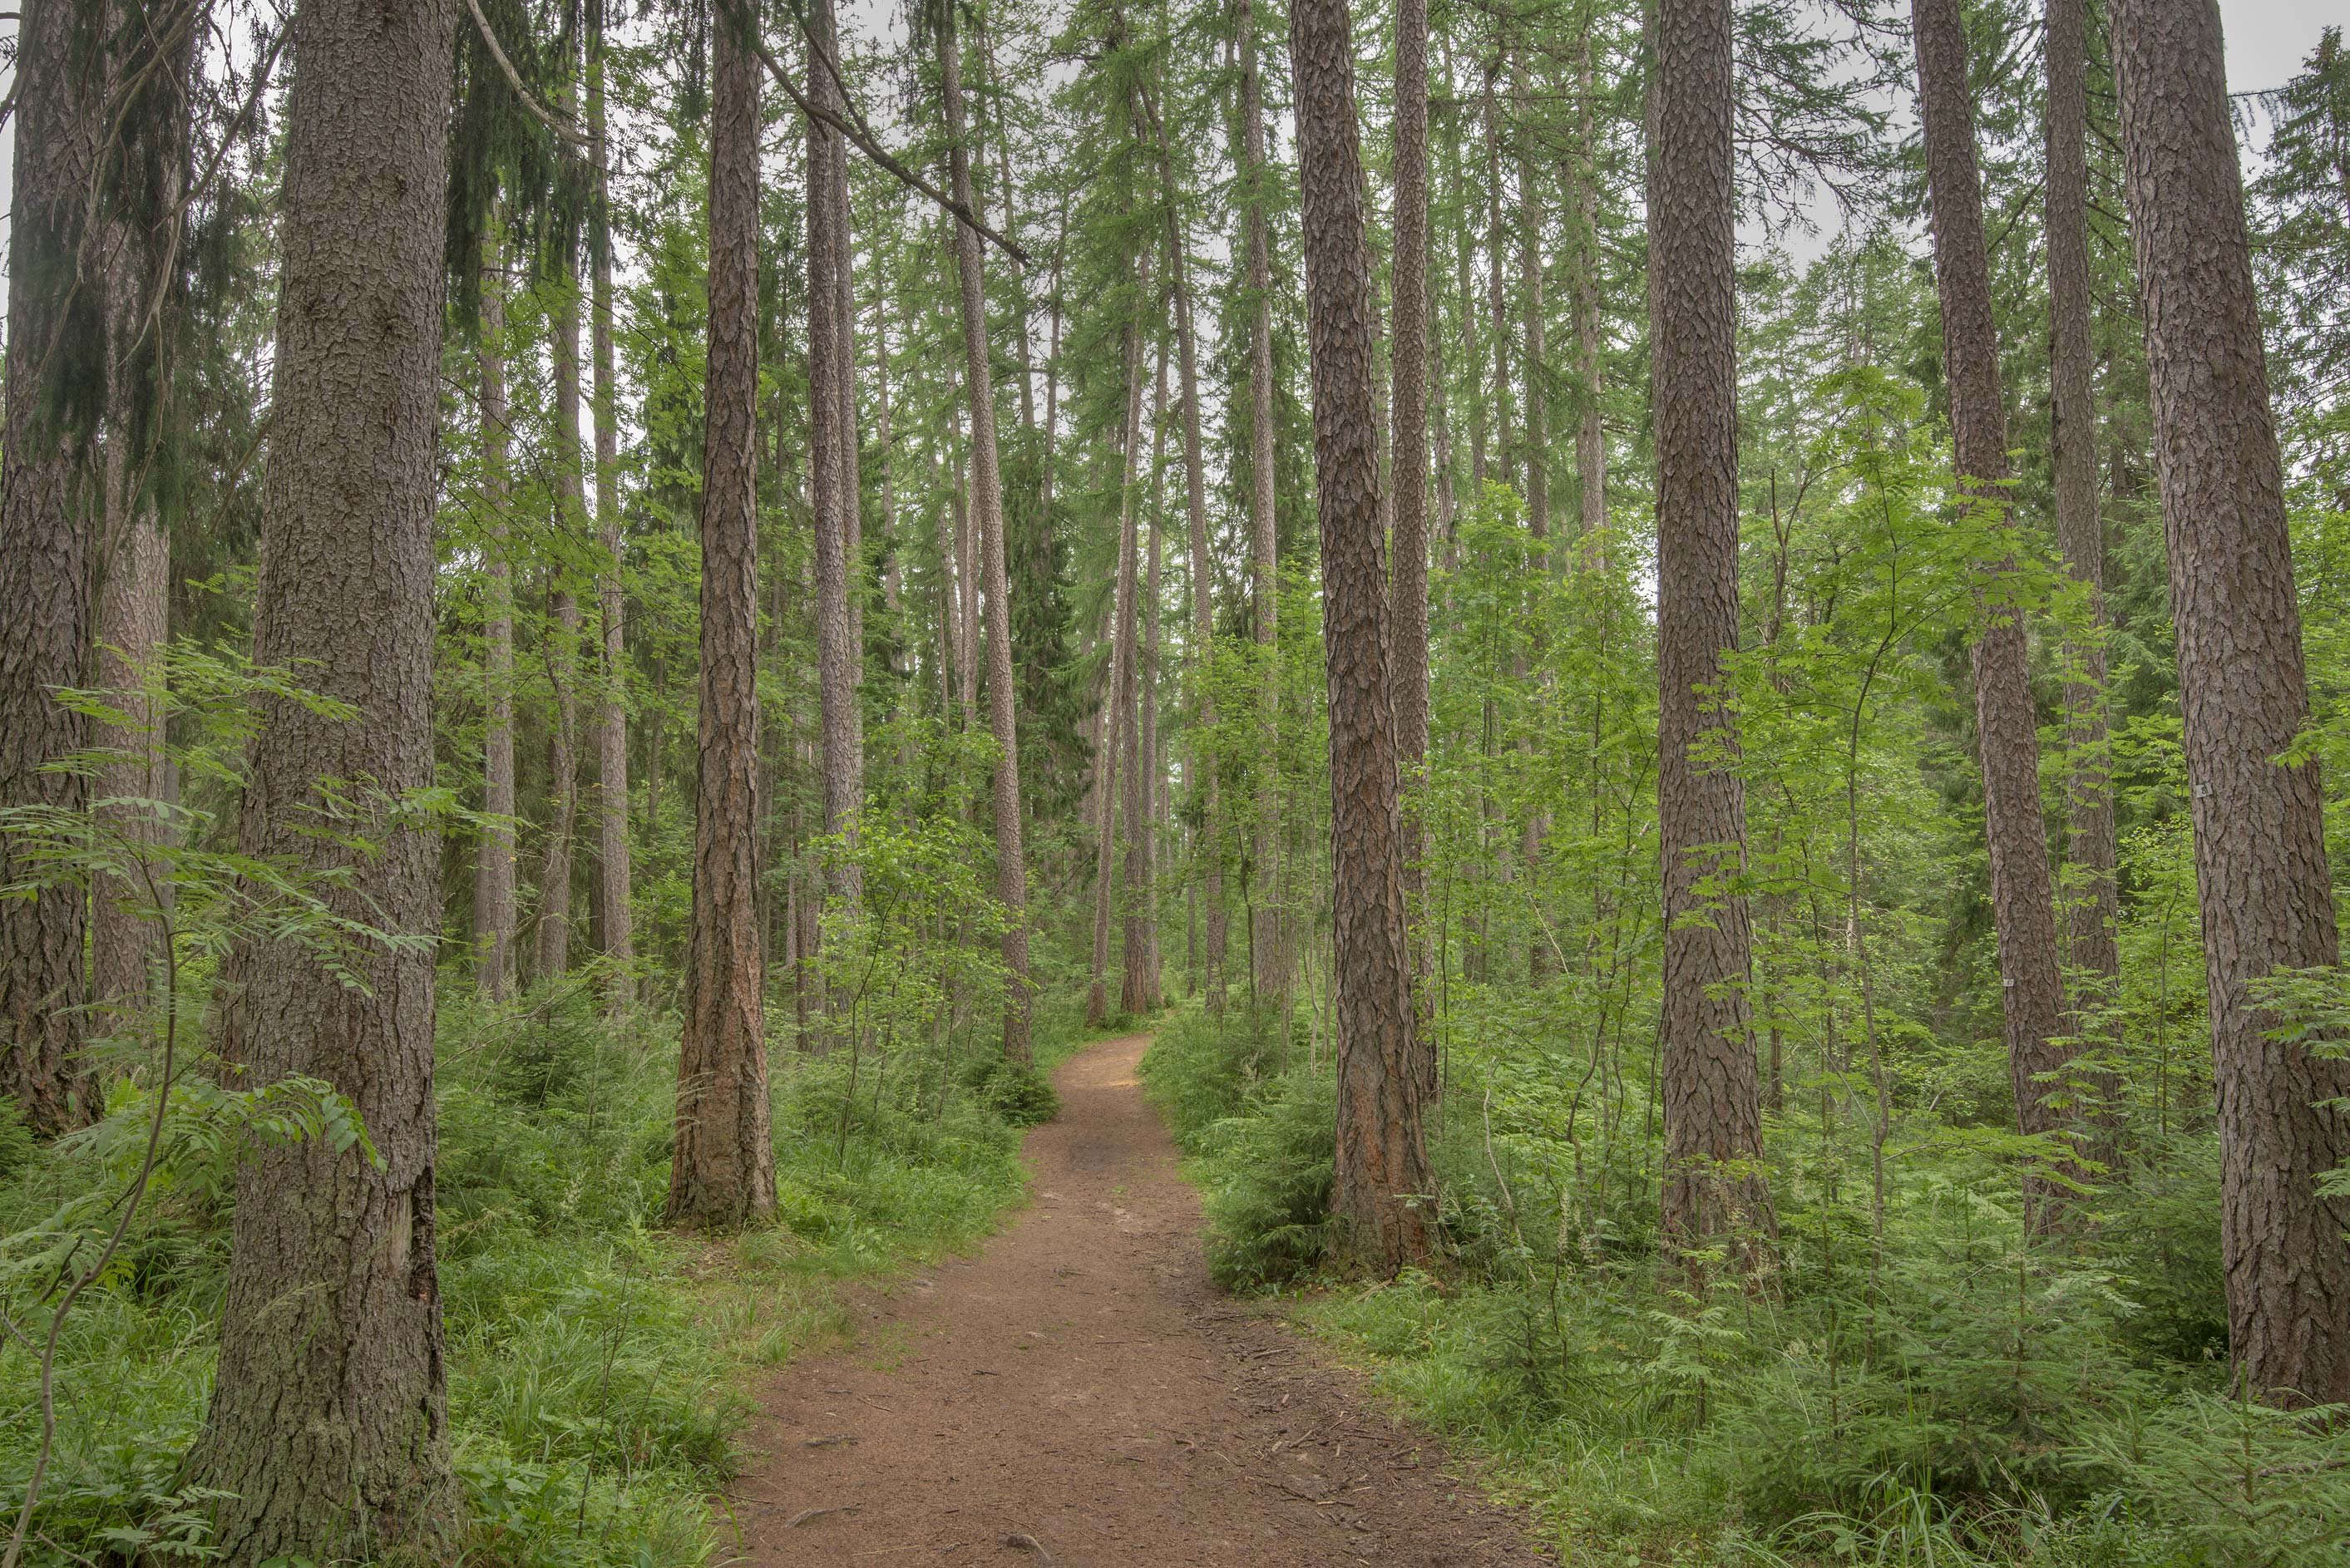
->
xmin=0 ymin=976 xmax=1089 ymax=1566
xmin=1141 ymin=1005 xmax=2350 ymax=1568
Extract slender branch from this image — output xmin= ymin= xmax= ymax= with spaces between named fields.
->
xmin=464 ymin=0 xmax=592 ymax=148
xmin=720 ymin=0 xmax=1029 ymax=264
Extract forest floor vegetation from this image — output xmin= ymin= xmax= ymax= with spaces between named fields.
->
xmin=1140 ymin=1004 xmax=2350 ymax=1568
xmin=0 ymin=978 xmax=1092 ymax=1566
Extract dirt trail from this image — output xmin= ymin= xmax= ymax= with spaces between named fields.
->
xmin=732 ymin=1033 xmax=1548 ymax=1567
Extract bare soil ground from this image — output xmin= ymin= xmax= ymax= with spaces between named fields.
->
xmin=731 ymin=1032 xmax=1550 ymax=1567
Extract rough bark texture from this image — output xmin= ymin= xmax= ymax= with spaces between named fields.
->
xmin=1650 ymin=0 xmax=1772 ymax=1266
xmin=193 ymin=2 xmax=463 ymax=1556
xmin=1289 ymin=0 xmax=1434 ymax=1274
xmin=475 ymin=274 xmax=520 ymax=1002
xmin=2046 ymin=0 xmax=2120 ymax=1162
xmin=1145 ymin=84 xmax=1227 ymax=1013
xmin=536 ymin=286 xmax=587 ymax=984
xmin=810 ymin=0 xmax=864 ymax=923
xmin=1089 ymin=301 xmax=1148 ymax=1028
xmin=0 ymin=0 xmax=106 ymax=1136
xmin=1913 ymin=0 xmax=2076 ymax=1225
xmin=1133 ymin=352 xmax=1168 ymax=1009
xmin=590 ymin=43 xmax=635 ymax=995
xmin=91 ymin=492 xmax=172 ymax=1012
xmin=1113 ymin=330 xmax=1153 ymax=1018
xmin=1572 ymin=27 xmax=1607 ymax=548
xmin=1239 ymin=0 xmax=1286 ymax=1010
xmin=2114 ymin=0 xmax=2350 ymax=1405
xmin=1391 ymin=0 xmax=1436 ymax=1093
xmin=939 ymin=6 xmax=1035 ymax=1062
xmin=668 ymin=11 xmax=777 ymax=1228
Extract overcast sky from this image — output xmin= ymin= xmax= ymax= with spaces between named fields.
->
xmin=0 ymin=0 xmax=2336 ymax=302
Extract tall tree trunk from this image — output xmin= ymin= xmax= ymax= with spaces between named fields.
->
xmin=938 ymin=2 xmax=1034 ymax=1062
xmin=1143 ymin=83 xmax=1227 ymax=1013
xmin=1290 ymin=0 xmax=1433 ymax=1273
xmin=1651 ymin=0 xmax=1774 ymax=1268
xmin=955 ymin=423 xmax=980 ymax=730
xmin=1513 ymin=49 xmax=1549 ymax=546
xmin=1913 ymin=0 xmax=2076 ymax=1226
xmin=977 ymin=10 xmax=1039 ymax=441
xmin=668 ymin=7 xmax=777 ymax=1227
xmin=0 ymin=0 xmax=106 ymax=1135
xmin=2046 ymin=0 xmax=2120 ymax=1161
xmin=1089 ymin=287 xmax=1148 ymax=1027
xmin=91 ymin=12 xmax=190 ymax=1019
xmin=1115 ymin=334 xmax=1157 ymax=1017
xmin=537 ymin=286 xmax=588 ymax=983
xmin=1392 ymin=0 xmax=1436 ymax=1092
xmin=590 ymin=35 xmax=635 ymax=998
xmin=1482 ymin=57 xmax=1514 ymax=498
xmin=476 ymin=269 xmax=520 ymax=1002
xmin=810 ymin=0 xmax=864 ymax=923
xmin=1449 ymin=32 xmax=1488 ymax=503
xmin=2114 ymin=0 xmax=2350 ymax=1404
xmin=1572 ymin=22 xmax=1607 ymax=550
xmin=1239 ymin=0 xmax=1286 ymax=1009
xmin=194 ymin=2 xmax=463 ymax=1555
xmin=1130 ymin=347 xmax=1168 ymax=1010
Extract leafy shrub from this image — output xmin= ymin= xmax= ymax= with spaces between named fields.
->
xmin=964 ymin=1056 xmax=1060 ymax=1126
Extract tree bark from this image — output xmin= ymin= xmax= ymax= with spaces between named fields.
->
xmin=2046 ymin=0 xmax=2120 ymax=1162
xmin=937 ymin=2 xmax=1034 ymax=1062
xmin=1128 ymin=347 xmax=1168 ymax=1011
xmin=476 ymin=269 xmax=520 ymax=1002
xmin=1239 ymin=0 xmax=1286 ymax=1009
xmin=590 ymin=35 xmax=635 ymax=998
xmin=1290 ymin=0 xmax=1433 ymax=1273
xmin=1142 ymin=81 xmax=1227 ymax=1013
xmin=668 ymin=6 xmax=777 ymax=1227
xmin=1392 ymin=0 xmax=1436 ymax=1092
xmin=0 ymin=0 xmax=106 ymax=1135
xmin=2114 ymin=0 xmax=2350 ymax=1404
xmin=1114 ymin=333 xmax=1156 ymax=1018
xmin=1913 ymin=0 xmax=2076 ymax=1226
xmin=194 ymin=2 xmax=463 ymax=1555
xmin=811 ymin=0 xmax=864 ymax=923
xmin=536 ymin=286 xmax=588 ymax=984
xmin=1651 ymin=0 xmax=1774 ymax=1266
xmin=1572 ymin=24 xmax=1607 ymax=554
xmin=1089 ymin=284 xmax=1148 ymax=1027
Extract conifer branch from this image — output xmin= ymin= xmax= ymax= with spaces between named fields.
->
xmin=464 ymin=0 xmax=592 ymax=149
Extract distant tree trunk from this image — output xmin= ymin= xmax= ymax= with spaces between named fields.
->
xmin=2113 ymin=0 xmax=2350 ymax=1405
xmin=91 ymin=15 xmax=190 ymax=1017
xmin=1143 ymin=84 xmax=1227 ymax=1013
xmin=1239 ymin=0 xmax=1286 ymax=1009
xmin=1482 ymin=58 xmax=1515 ymax=498
xmin=2046 ymin=0 xmax=2120 ymax=1163
xmin=1392 ymin=0 xmax=1437 ymax=1094
xmin=1116 ymin=338 xmax=1158 ymax=1018
xmin=668 ymin=6 xmax=776 ymax=1227
xmin=977 ymin=10 xmax=1039 ymax=441
xmin=1136 ymin=349 xmax=1169 ymax=1007
xmin=955 ymin=425 xmax=980 ymax=730
xmin=1513 ymin=50 xmax=1549 ymax=548
xmin=476 ymin=270 xmax=520 ymax=1002
xmin=1913 ymin=0 xmax=2076 ymax=1227
xmin=0 ymin=0 xmax=106 ymax=1136
xmin=537 ymin=286 xmax=588 ymax=984
xmin=811 ymin=0 xmax=864 ymax=924
xmin=937 ymin=2 xmax=1034 ymax=1062
xmin=1651 ymin=0 xmax=1774 ymax=1268
xmin=1572 ymin=23 xmax=1607 ymax=551
xmin=193 ymin=2 xmax=463 ymax=1556
xmin=1089 ymin=289 xmax=1148 ymax=1027
xmin=590 ymin=37 xmax=635 ymax=1000
xmin=1290 ymin=0 xmax=1433 ymax=1274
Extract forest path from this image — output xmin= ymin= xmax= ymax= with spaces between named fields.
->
xmin=730 ymin=1032 xmax=1549 ymax=1567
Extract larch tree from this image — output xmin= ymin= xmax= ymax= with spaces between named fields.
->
xmin=476 ymin=266 xmax=521 ymax=1001
xmin=1392 ymin=0 xmax=1437 ymax=1090
xmin=1089 ymin=282 xmax=1148 ymax=1028
xmin=2112 ymin=0 xmax=2350 ymax=1404
xmin=590 ymin=17 xmax=635 ymax=1000
xmin=1237 ymin=0 xmax=1286 ymax=1009
xmin=193 ymin=0 xmax=464 ymax=1556
xmin=0 ymin=0 xmax=107 ymax=1136
xmin=667 ymin=0 xmax=778 ymax=1226
xmin=935 ymin=0 xmax=1036 ymax=1062
xmin=1912 ymin=0 xmax=2075 ymax=1225
xmin=1290 ymin=0 xmax=1433 ymax=1273
xmin=1651 ymin=0 xmax=1772 ymax=1265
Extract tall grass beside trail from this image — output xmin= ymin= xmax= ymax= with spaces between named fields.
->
xmin=0 ymin=974 xmax=1074 ymax=1567
xmin=1140 ymin=1004 xmax=2350 ymax=1568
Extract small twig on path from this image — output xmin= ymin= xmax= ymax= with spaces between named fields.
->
xmin=1005 ymin=1532 xmax=1054 ymax=1563
xmin=785 ymin=1506 xmax=859 ymax=1528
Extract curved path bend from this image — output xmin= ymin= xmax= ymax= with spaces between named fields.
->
xmin=734 ymin=1033 xmax=1549 ymax=1567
